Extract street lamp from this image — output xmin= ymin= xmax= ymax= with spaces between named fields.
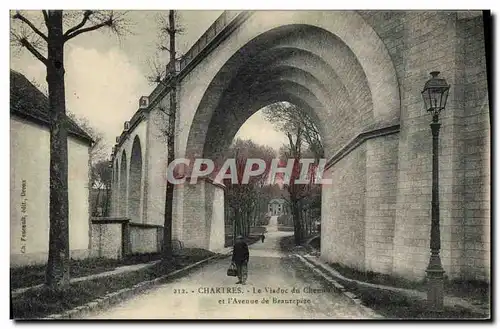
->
xmin=421 ymin=71 xmax=450 ymax=311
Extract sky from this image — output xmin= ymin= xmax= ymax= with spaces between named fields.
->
xmin=9 ymin=10 xmax=288 ymax=158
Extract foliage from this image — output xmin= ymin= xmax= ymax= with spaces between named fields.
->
xmin=224 ymin=139 xmax=276 ymax=238
xmin=68 ymin=112 xmax=109 ymax=164
xmin=262 ymin=101 xmax=324 ymax=160
xmin=263 ymin=102 xmax=324 ymax=245
xmin=66 ymin=112 xmax=111 ymax=216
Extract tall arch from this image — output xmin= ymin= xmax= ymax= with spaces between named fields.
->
xmin=114 ymin=159 xmax=119 ymax=216
xmin=181 ymin=12 xmax=400 ymax=161
xmin=119 ymin=151 xmax=127 ymax=217
xmin=128 ymin=136 xmax=143 ymax=222
xmin=177 ymin=12 xmax=401 ymax=267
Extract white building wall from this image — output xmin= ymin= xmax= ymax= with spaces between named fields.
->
xmin=10 ymin=116 xmax=91 ymax=266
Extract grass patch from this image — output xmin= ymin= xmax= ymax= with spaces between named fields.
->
xmin=279 ymin=235 xmax=296 ymax=252
xmin=328 ymin=262 xmax=490 ymax=305
xmin=308 ymin=236 xmax=320 ymax=250
xmin=278 ymin=226 xmax=294 ymax=232
xmin=11 ymin=248 xmax=217 ymax=319
xmin=444 ymin=280 xmax=490 ymax=304
xmin=279 ymin=234 xmax=318 ymax=253
xmin=11 ymin=254 xmax=163 ymax=290
xmin=346 ymin=282 xmax=488 ymax=319
xmin=329 ymin=262 xmax=425 ymax=291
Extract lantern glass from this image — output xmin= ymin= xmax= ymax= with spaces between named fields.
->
xmin=421 ymin=71 xmax=450 ymax=114
xmin=440 ymin=87 xmax=449 ymax=109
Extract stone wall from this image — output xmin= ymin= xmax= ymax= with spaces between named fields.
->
xmin=207 ymin=181 xmax=225 ymax=251
xmin=364 ymin=134 xmax=399 ymax=274
xmin=111 ymin=113 xmax=148 ymax=222
xmin=145 ymin=101 xmax=169 ymax=227
xmin=460 ymin=15 xmax=490 ymax=281
xmin=367 ymin=11 xmax=490 ymax=281
xmin=322 ymin=145 xmax=367 ymax=270
xmin=182 ymin=180 xmax=207 ymax=248
xmin=129 ymin=224 xmax=162 ymax=254
xmin=180 ymin=179 xmax=225 ymax=251
xmin=90 ymin=221 xmax=123 ymax=259
xmin=110 ymin=11 xmax=490 ymax=282
xmin=321 ymin=11 xmax=489 ymax=281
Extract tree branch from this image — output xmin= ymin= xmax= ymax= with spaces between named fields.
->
xmin=19 ymin=38 xmax=48 ymax=65
xmin=159 ymin=45 xmax=171 ymax=53
xmin=64 ymin=20 xmax=111 ymax=41
xmin=64 ymin=10 xmax=93 ymax=37
xmin=42 ymin=10 xmax=49 ymax=26
xmin=13 ymin=11 xmax=48 ymax=41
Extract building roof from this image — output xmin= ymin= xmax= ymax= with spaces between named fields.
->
xmin=10 ymin=70 xmax=93 ymax=145
xmin=269 ymin=198 xmax=287 ymax=205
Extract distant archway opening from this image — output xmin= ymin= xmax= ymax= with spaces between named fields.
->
xmin=128 ymin=136 xmax=143 ymax=222
xmin=119 ymin=151 xmax=127 ymax=217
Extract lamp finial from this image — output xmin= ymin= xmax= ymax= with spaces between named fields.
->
xmin=430 ymin=71 xmax=440 ymax=78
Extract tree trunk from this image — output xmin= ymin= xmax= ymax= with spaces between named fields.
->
xmin=104 ymin=183 xmax=111 ymax=216
xmin=247 ymin=211 xmax=251 ymax=237
xmin=162 ymin=10 xmax=177 ymax=261
xmin=291 ymin=196 xmax=301 ymax=246
xmin=45 ymin=10 xmax=70 ymax=288
xmin=306 ymin=210 xmax=309 ymax=235
xmin=94 ymin=185 xmax=102 ymax=216
xmin=232 ymin=210 xmax=236 ymax=245
xmin=236 ymin=210 xmax=242 ymax=237
xmin=303 ymin=208 xmax=307 ymax=237
xmin=244 ymin=213 xmax=247 ymax=237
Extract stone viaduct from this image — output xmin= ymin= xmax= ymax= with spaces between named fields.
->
xmin=110 ymin=11 xmax=490 ymax=282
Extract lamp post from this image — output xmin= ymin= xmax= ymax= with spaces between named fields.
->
xmin=421 ymin=71 xmax=450 ymax=311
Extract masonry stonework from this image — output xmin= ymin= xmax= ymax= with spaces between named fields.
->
xmin=110 ymin=11 xmax=490 ymax=281
xmin=364 ymin=134 xmax=399 ymax=274
xmin=323 ymin=145 xmax=367 ymax=270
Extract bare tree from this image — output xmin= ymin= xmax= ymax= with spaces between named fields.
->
xmin=264 ymin=102 xmax=324 ymax=245
xmin=225 ymin=139 xmax=276 ymax=240
xmin=262 ymin=102 xmax=324 ymax=161
xmin=91 ymin=160 xmax=113 ymax=216
xmin=68 ymin=113 xmax=111 ymax=217
xmin=11 ymin=10 xmax=130 ymax=288
xmin=68 ymin=112 xmax=108 ymax=164
xmin=147 ymin=10 xmax=185 ymax=262
xmin=146 ymin=11 xmax=185 ymax=84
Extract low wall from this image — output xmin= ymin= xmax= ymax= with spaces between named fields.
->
xmin=91 ymin=217 xmax=163 ymax=259
xmin=128 ymin=223 xmax=163 ymax=255
xmin=90 ymin=218 xmax=128 ymax=259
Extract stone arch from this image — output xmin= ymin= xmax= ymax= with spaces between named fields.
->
xmin=177 ymin=12 xmax=401 ymax=255
xmin=184 ymin=17 xmax=400 ymax=161
xmin=128 ymin=136 xmax=143 ymax=222
xmin=119 ymin=151 xmax=127 ymax=217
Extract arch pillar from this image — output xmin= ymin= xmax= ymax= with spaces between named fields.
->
xmin=179 ymin=177 xmax=225 ymax=251
xmin=119 ymin=152 xmax=128 ymax=217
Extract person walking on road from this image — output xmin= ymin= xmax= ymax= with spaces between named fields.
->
xmin=232 ymin=235 xmax=249 ymax=285
xmin=261 ymin=234 xmax=265 ymax=243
